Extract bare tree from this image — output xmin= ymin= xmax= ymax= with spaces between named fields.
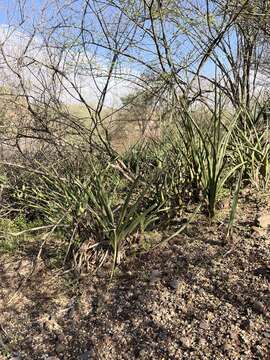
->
xmin=1 ymin=0 xmax=270 ymax=160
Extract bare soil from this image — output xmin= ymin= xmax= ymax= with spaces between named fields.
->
xmin=0 ymin=190 xmax=269 ymax=359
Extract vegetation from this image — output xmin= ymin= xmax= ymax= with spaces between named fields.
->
xmin=1 ymin=99 xmax=269 ymax=273
xmin=0 ymin=2 xmax=270 ymax=359
xmin=0 ymin=0 xmax=270 ymax=273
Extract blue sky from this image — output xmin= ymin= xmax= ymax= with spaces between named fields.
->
xmin=0 ymin=0 xmax=254 ymax=108
xmin=0 ymin=0 xmax=20 ymax=25
xmin=0 ymin=0 xmax=44 ymax=27
xmin=0 ymin=1 xmax=8 ymax=24
xmin=0 ymin=0 xmax=231 ymax=83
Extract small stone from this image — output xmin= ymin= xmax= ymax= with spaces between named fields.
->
xmin=79 ymin=351 xmax=92 ymax=360
xmin=151 ymin=269 xmax=161 ymax=277
xmin=199 ymin=320 xmax=208 ymax=330
xmin=198 ymin=338 xmax=207 ymax=348
xmin=163 ymin=249 xmax=173 ymax=257
xmin=139 ymin=349 xmax=148 ymax=357
xmin=253 ymin=267 xmax=270 ymax=280
xmin=149 ymin=270 xmax=162 ymax=284
xmin=257 ymin=214 xmax=270 ymax=230
xmin=55 ymin=343 xmax=65 ymax=353
xmin=252 ymin=226 xmax=266 ymax=237
xmin=158 ymin=331 xmax=167 ymax=340
xmin=239 ymin=333 xmax=250 ymax=345
xmin=223 ymin=341 xmax=233 ymax=352
xmin=240 ymin=319 xmax=250 ymax=330
xmin=169 ymin=279 xmax=180 ymax=290
xmin=229 ymin=330 xmax=239 ymax=341
xmin=253 ymin=345 xmax=265 ymax=357
xmin=252 ymin=301 xmax=266 ymax=315
xmin=180 ymin=336 xmax=191 ymax=349
xmin=56 ymin=333 xmax=65 ymax=342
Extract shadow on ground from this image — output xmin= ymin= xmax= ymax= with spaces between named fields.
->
xmin=0 ymin=207 xmax=269 ymax=359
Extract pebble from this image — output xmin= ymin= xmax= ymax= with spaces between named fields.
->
xmin=169 ymin=279 xmax=180 ymax=290
xmin=55 ymin=343 xmax=65 ymax=353
xmin=223 ymin=341 xmax=233 ymax=352
xmin=240 ymin=319 xmax=250 ymax=330
xmin=199 ymin=320 xmax=208 ymax=330
xmin=79 ymin=351 xmax=92 ymax=359
xmin=257 ymin=214 xmax=270 ymax=229
xmin=180 ymin=336 xmax=191 ymax=349
xmin=149 ymin=270 xmax=162 ymax=284
xmin=252 ymin=301 xmax=266 ymax=315
xmin=198 ymin=338 xmax=207 ymax=348
xmin=139 ymin=349 xmax=149 ymax=357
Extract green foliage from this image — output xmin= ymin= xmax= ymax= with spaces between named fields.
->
xmin=11 ymin=159 xmax=166 ymax=273
xmin=2 ymin=96 xmax=270 ymax=271
xmin=176 ymin=103 xmax=244 ymax=218
xmin=0 ymin=212 xmax=45 ymax=253
xmin=0 ymin=218 xmax=19 ymax=253
xmin=233 ymin=120 xmax=270 ymax=190
xmin=227 ymin=166 xmax=244 ymax=238
xmin=0 ymin=215 xmax=29 ymax=253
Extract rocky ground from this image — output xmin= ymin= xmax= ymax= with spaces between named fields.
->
xmin=0 ymin=190 xmax=269 ymax=359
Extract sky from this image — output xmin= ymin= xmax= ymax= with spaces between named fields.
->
xmin=0 ymin=0 xmax=224 ymax=109
xmin=0 ymin=1 xmax=8 ymax=24
xmin=0 ymin=0 xmax=217 ymax=73
xmin=0 ymin=0 xmax=149 ymax=107
xmin=1 ymin=0 xmax=263 ymax=109
xmin=0 ymin=0 xmax=49 ymax=31
xmin=0 ymin=21 xmax=135 ymax=108
xmin=0 ymin=0 xmax=23 ymax=24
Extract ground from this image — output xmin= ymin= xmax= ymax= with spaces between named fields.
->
xmin=0 ymin=190 xmax=269 ymax=360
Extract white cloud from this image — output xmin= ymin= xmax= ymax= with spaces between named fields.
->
xmin=0 ymin=24 xmax=135 ymax=108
